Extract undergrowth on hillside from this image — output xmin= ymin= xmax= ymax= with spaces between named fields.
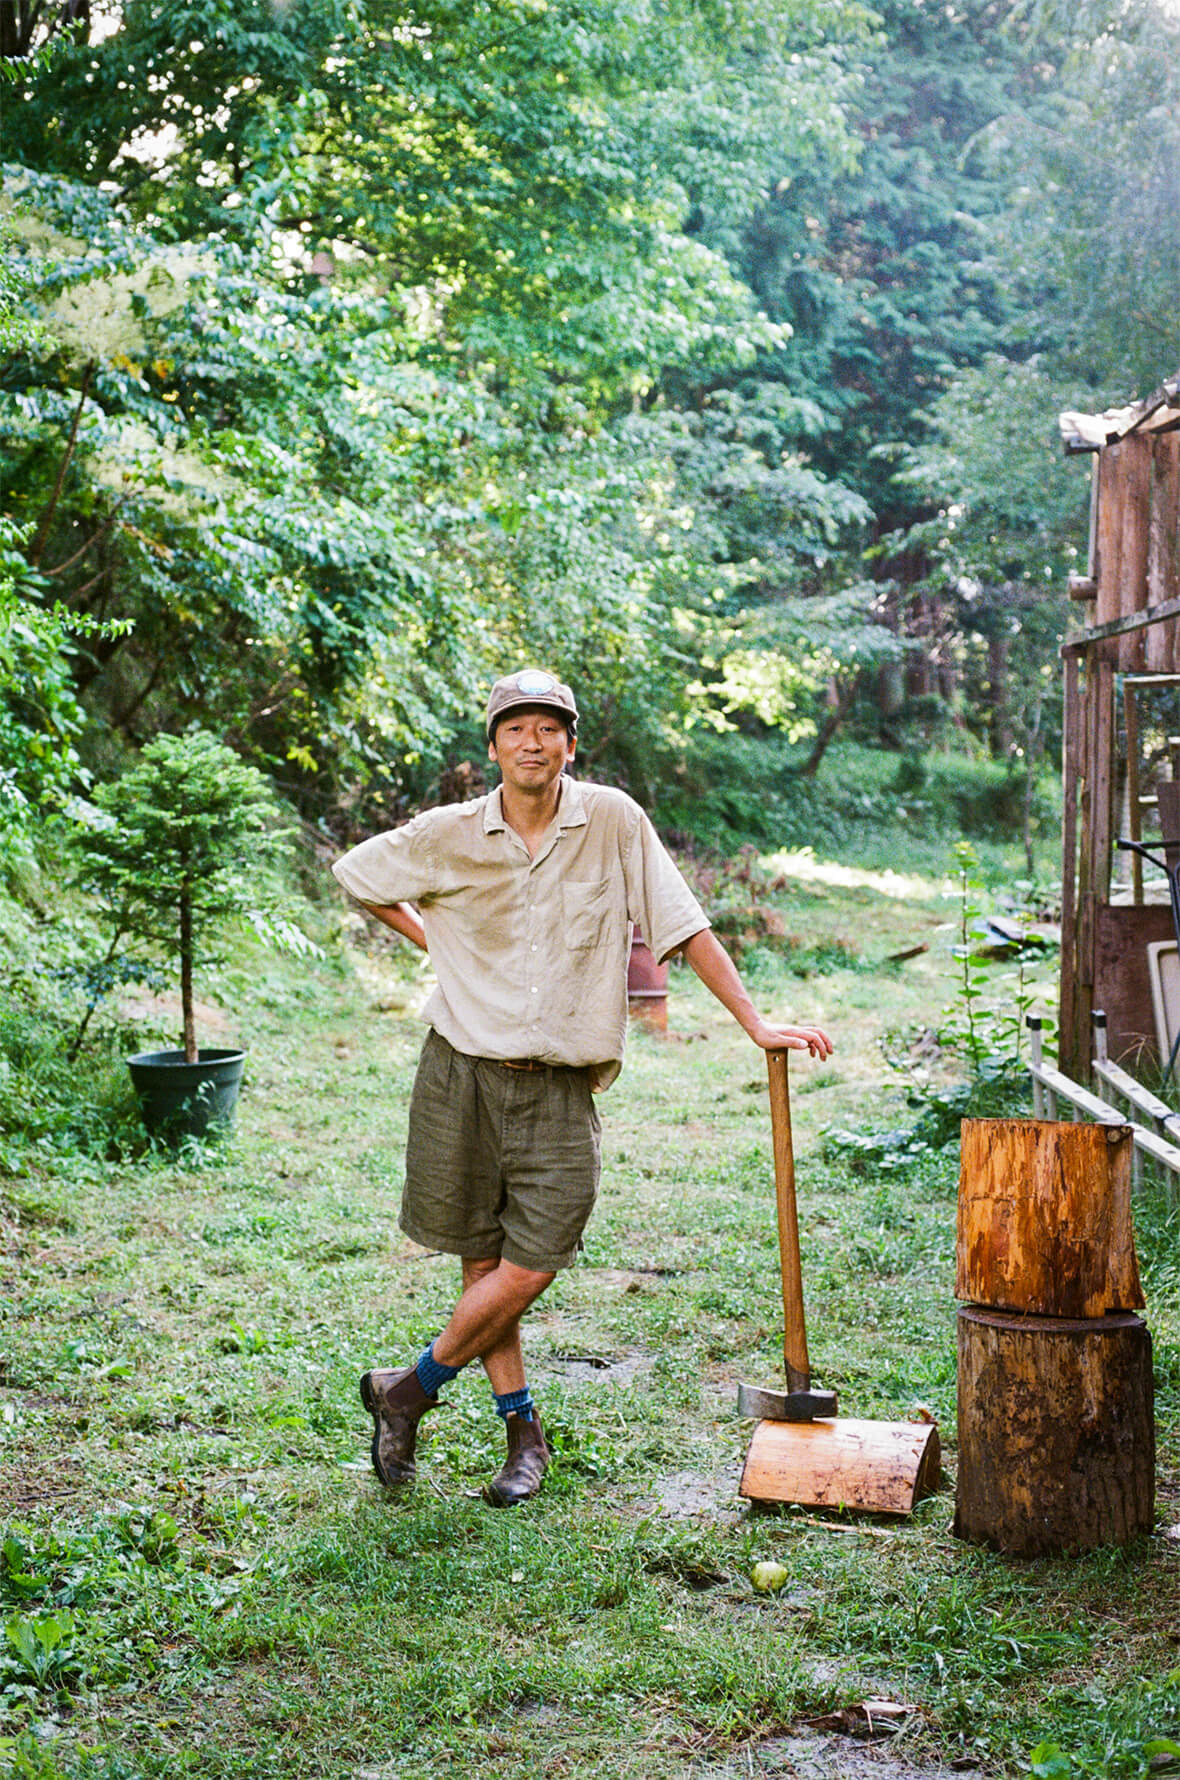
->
xmin=656 ymin=733 xmax=1058 ymax=863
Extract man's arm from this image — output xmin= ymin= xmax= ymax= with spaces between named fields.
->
xmin=678 ymin=928 xmax=833 ymax=1058
xmin=357 ymin=900 xmax=429 ymax=953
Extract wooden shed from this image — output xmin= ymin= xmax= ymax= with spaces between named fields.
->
xmin=1057 ymin=369 xmax=1180 ymax=1079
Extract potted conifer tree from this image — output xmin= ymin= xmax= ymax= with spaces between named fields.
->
xmin=76 ymin=730 xmax=291 ymax=1141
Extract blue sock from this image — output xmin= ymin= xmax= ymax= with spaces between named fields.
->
xmin=494 ymin=1387 xmax=535 ymax=1422
xmin=415 ymin=1341 xmax=462 ymax=1398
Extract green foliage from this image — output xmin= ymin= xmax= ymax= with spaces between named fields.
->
xmin=0 ymin=178 xmax=486 ymax=790
xmin=3 ymin=0 xmax=1174 ymax=829
xmin=981 ymin=0 xmax=1180 ymax=398
xmin=14 ymin=0 xmax=862 ymax=391
xmin=0 ymin=1504 xmax=249 ymax=1737
xmin=827 ymin=839 xmax=1058 ymax=1171
xmin=946 ymin=840 xmax=996 ymax=1074
xmin=1022 ymin=1681 xmax=1180 ymax=1779
xmin=724 ymin=0 xmax=1027 ymax=525
xmin=894 ymin=359 xmax=1090 ymax=588
xmin=2 ymin=0 xmax=886 ymax=805
xmin=0 ymin=522 xmax=89 ymax=837
xmin=825 ymin=1062 xmax=1032 ymax=1173
xmin=653 ymin=727 xmax=1058 ymax=866
xmin=0 ymin=216 xmax=51 ymax=356
xmin=0 ymin=1729 xmax=75 ymax=1780
xmin=73 ymin=731 xmax=291 ymax=1057
xmin=887 ymin=356 xmax=1084 ymax=782
xmin=866 ymin=0 xmax=1180 ymax=768
xmin=1 ymin=168 xmax=849 ymax=808
xmin=4 ymin=1609 xmax=81 ymax=1693
xmin=78 ymin=731 xmax=288 ymax=954
xmin=940 ymin=841 xmax=1057 ymax=1070
xmin=0 ymin=988 xmax=143 ymax=1168
xmin=675 ymin=843 xmax=866 ymax=972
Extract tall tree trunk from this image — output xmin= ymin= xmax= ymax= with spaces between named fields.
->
xmin=1 ymin=0 xmax=90 ymax=61
xmin=800 ymin=671 xmax=862 ymax=779
xmin=905 ymin=592 xmax=935 ymax=698
xmin=180 ymin=883 xmax=197 ymax=1063
xmin=1022 ymin=690 xmax=1044 ymax=879
xmin=987 ymin=631 xmax=1012 ymax=757
xmin=28 ymin=360 xmax=95 ymax=567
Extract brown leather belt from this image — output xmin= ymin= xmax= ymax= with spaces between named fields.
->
xmin=500 ymin=1058 xmax=549 ymax=1072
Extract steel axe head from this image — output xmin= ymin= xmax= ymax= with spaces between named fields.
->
xmin=737 ymin=1382 xmax=838 ymax=1422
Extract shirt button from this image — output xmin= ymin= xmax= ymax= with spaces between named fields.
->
xmin=531 ymin=986 xmax=538 ymax=994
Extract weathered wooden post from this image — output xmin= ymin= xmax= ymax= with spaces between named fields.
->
xmin=954 ymin=1118 xmax=1154 ymax=1555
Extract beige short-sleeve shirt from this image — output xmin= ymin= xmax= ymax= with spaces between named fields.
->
xmin=331 ymin=778 xmax=708 ymax=1090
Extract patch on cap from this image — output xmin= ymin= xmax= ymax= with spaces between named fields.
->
xmin=485 ymin=667 xmax=578 ymax=738
xmin=514 ymin=670 xmax=557 ymax=695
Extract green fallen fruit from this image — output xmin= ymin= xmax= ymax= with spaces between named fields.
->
xmin=750 ymin=1560 xmax=791 ymax=1594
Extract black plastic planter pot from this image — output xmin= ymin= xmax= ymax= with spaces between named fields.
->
xmin=127 ymin=1048 xmax=246 ymax=1144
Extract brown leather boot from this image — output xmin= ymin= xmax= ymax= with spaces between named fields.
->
xmin=483 ymin=1412 xmax=549 ymax=1507
xmin=359 ymin=1366 xmax=439 ymax=1488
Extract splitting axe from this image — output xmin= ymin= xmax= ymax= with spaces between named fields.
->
xmin=737 ymin=1047 xmax=836 ymax=1423
xmin=737 ymin=1047 xmax=941 ymax=1516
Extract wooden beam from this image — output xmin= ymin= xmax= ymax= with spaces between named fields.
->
xmin=1092 ymin=657 xmax=1115 ymax=905
xmin=1117 ymin=434 xmax=1152 ymax=672
xmin=1092 ymin=1053 xmax=1180 ymax=1148
xmin=1060 ymin=373 xmax=1180 ymax=454
xmin=1071 ymin=654 xmax=1097 ymax=1079
xmin=1031 ymin=1057 xmax=1180 ymax=1173
xmin=1062 ymin=593 xmax=1180 ymax=657
xmin=1060 ymin=652 xmax=1082 ymax=1075
xmin=1124 ymin=680 xmax=1143 ymax=902
xmin=1095 ymin=443 xmax=1126 ymax=626
xmin=1149 ymin=433 xmax=1180 ymax=673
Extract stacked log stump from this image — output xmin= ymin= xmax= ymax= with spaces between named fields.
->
xmin=954 ymin=1119 xmax=1154 ymax=1556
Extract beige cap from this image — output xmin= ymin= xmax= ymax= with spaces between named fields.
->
xmin=486 ymin=668 xmax=578 ymax=739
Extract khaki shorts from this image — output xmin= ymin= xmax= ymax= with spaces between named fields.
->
xmin=401 ymin=1029 xmax=602 ymax=1272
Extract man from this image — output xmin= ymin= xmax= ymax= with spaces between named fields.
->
xmin=332 ymin=668 xmax=833 ymax=1507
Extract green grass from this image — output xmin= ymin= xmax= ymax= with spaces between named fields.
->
xmin=1 ymin=830 xmax=1177 ymax=1780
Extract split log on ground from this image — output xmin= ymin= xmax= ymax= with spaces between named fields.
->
xmin=954 ymin=1306 xmax=1154 ymax=1555
xmin=739 ymin=1417 xmax=941 ymax=1515
xmin=957 ymin=1118 xmax=1144 ymax=1318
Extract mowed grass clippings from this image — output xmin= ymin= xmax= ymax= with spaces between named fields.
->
xmin=0 ymin=860 xmax=1178 ymax=1780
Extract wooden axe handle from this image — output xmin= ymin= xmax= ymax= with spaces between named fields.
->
xmin=767 ymin=1049 xmax=811 ymax=1393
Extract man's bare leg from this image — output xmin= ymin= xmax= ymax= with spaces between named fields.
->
xmin=431 ymin=1257 xmax=555 ymax=1380
xmin=361 ymin=1257 xmax=554 ymax=1496
xmin=433 ymin=1257 xmax=553 ymax=1507
xmin=453 ymin=1257 xmax=527 ymax=1394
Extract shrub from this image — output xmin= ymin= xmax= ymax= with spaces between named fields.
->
xmin=72 ymin=732 xmax=294 ymax=1062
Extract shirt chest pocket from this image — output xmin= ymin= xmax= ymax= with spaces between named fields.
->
xmin=560 ymin=878 xmax=615 ymax=950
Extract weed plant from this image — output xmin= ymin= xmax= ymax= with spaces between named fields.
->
xmin=0 ymin=991 xmax=145 ymax=1173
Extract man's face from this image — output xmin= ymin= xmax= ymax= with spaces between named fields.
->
xmin=488 ymin=706 xmax=576 ymax=794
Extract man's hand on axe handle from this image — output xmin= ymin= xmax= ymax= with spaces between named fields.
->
xmin=744 ymin=1017 xmax=834 ymax=1060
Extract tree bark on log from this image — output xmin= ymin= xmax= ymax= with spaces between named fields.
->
xmin=957 ymin=1118 xmax=1144 ymax=1318
xmin=954 ymin=1307 xmax=1154 ymax=1555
